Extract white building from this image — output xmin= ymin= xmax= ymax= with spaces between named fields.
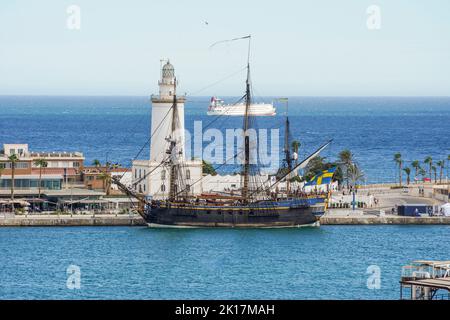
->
xmin=132 ymin=61 xmax=202 ymax=199
xmin=202 ymin=174 xmax=242 ymax=193
xmin=110 ymin=170 xmax=132 ymax=191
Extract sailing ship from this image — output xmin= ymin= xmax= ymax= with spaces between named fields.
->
xmin=207 ymin=96 xmax=276 ymax=116
xmin=113 ymin=36 xmax=332 ymax=228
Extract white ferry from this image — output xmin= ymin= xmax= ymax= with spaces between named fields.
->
xmin=207 ymin=97 xmax=276 ymax=116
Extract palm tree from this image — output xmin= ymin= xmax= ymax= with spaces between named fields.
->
xmin=92 ymin=159 xmax=101 ymax=167
xmin=348 ymin=163 xmax=365 ymax=186
xmin=394 ymin=153 xmax=402 ymax=186
xmin=202 ymin=160 xmax=217 ymax=175
xmin=8 ymin=154 xmax=19 ymax=206
xmin=403 ymin=167 xmax=411 ymax=185
xmin=424 ymin=156 xmax=433 ymax=181
xmin=418 ymin=168 xmax=427 ymax=182
xmin=432 ymin=165 xmax=437 ymax=183
xmin=448 ymin=155 xmax=450 ymax=180
xmin=436 ymin=160 xmax=444 ymax=183
xmin=346 ymin=163 xmax=364 ymax=210
xmin=34 ymin=159 xmax=48 ymax=198
xmin=338 ymin=149 xmax=353 ymax=189
xmin=98 ymin=172 xmax=111 ymax=196
xmin=111 ymin=163 xmax=121 ymax=169
xmin=411 ymin=160 xmax=420 ymax=181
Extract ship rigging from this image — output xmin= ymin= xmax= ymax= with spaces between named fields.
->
xmin=112 ymin=35 xmax=333 ymax=227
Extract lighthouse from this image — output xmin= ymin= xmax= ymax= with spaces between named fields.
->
xmin=149 ymin=60 xmax=186 ymax=163
xmin=132 ymin=60 xmax=202 ymax=199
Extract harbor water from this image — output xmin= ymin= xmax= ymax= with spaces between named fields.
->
xmin=0 ymin=225 xmax=449 ymax=299
xmin=1 ymin=96 xmax=449 ymax=299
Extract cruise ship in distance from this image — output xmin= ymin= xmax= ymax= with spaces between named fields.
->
xmin=207 ymin=96 xmax=276 ymax=116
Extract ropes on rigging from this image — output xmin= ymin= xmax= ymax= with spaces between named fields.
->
xmin=118 ymin=103 xmax=175 ymax=180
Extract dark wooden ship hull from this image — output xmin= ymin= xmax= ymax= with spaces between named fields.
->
xmin=145 ymin=201 xmax=318 ymax=228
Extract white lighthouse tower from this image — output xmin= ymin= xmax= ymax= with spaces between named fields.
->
xmin=149 ymin=60 xmax=186 ymax=162
xmin=132 ymin=60 xmax=202 ymax=199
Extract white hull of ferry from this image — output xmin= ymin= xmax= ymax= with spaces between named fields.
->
xmin=208 ymin=97 xmax=276 ymax=116
xmin=207 ymin=104 xmax=276 ymax=116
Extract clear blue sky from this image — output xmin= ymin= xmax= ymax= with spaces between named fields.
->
xmin=1 ymin=0 xmax=449 ymax=96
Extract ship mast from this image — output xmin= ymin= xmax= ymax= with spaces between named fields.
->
xmin=242 ymin=36 xmax=251 ymax=203
xmin=284 ymin=101 xmax=292 ymax=195
xmin=168 ymin=78 xmax=179 ymax=201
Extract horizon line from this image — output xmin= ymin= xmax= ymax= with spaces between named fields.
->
xmin=1 ymin=94 xmax=450 ymax=98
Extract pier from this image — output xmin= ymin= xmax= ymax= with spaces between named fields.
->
xmin=322 ymin=182 xmax=449 ymax=224
xmin=0 ymin=213 xmax=145 ymax=227
xmin=400 ymin=261 xmax=450 ymax=300
xmin=2 ymin=213 xmax=450 ymax=226
xmin=320 ymin=214 xmax=450 ymax=225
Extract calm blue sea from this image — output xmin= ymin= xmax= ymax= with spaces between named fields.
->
xmin=0 ymin=96 xmax=449 ymax=183
xmin=0 ymin=225 xmax=449 ymax=300
xmin=1 ymin=97 xmax=448 ymax=300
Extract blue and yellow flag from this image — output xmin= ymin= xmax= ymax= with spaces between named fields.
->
xmin=305 ymin=167 xmax=336 ymax=186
